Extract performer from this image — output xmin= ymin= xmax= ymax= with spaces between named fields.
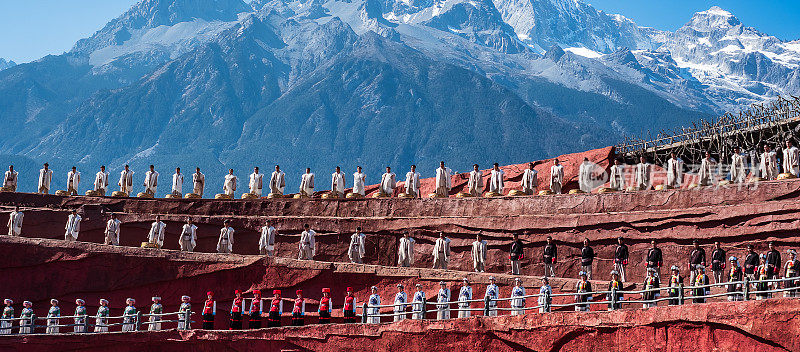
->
xmin=397 ymin=232 xmax=415 ymax=267
xmin=19 ymin=301 xmax=34 ymax=334
xmin=489 ymin=163 xmax=504 ymax=194
xmin=249 ymin=167 xmax=263 ymax=196
xmin=267 ymin=290 xmax=283 ymax=328
xmin=646 ymin=240 xmax=663 ymax=278
xmin=179 ymin=217 xmax=197 ymax=252
xmin=760 ymin=144 xmax=778 ymax=180
xmin=46 ymin=299 xmax=60 ymax=334
xmin=436 ymin=281 xmax=450 ymax=320
xmin=7 ymin=206 xmax=23 ymax=236
xmin=538 ymin=277 xmax=552 ymax=313
xmin=510 ymin=278 xmax=526 ymax=316
xmin=331 ymin=166 xmax=346 ymax=197
xmin=269 ymin=165 xmax=285 ymax=195
xmin=298 ymin=224 xmax=316 ymax=260
xmin=727 ymin=257 xmax=744 ymax=301
xmin=404 ymin=165 xmax=421 ymax=197
xmin=148 ymin=297 xmax=163 ymax=331
xmin=178 ymin=296 xmax=192 ymax=330
xmin=3 ymin=165 xmax=17 ymax=192
xmin=581 ymin=238 xmax=594 ymax=279
xmin=614 ymin=237 xmax=629 ymax=282
xmin=353 ymin=166 xmax=366 ymax=196
xmin=542 ymin=236 xmax=557 ymax=277
xmin=692 ymin=266 xmax=710 ymax=303
xmin=435 ymin=161 xmax=452 ymax=197
xmin=393 ymin=284 xmax=406 ymax=322
xmin=66 ymin=166 xmax=81 ymax=195
xmin=471 ymin=233 xmax=487 ymax=272
xmin=607 ymin=271 xmax=623 ymax=310
xmin=698 ymin=151 xmax=716 ymax=186
xmin=467 ymin=164 xmax=483 ymax=196
xmin=119 ymin=165 xmax=134 ymax=194
xmin=348 ymin=227 xmax=366 ymax=263
xmin=202 ymin=291 xmax=216 ymax=330
xmin=458 ymin=278 xmax=472 ymax=318
xmin=755 ymin=255 xmax=770 ymax=300
xmin=299 ymin=168 xmax=315 ymax=196
xmin=521 ymin=162 xmax=538 ymax=195
xmin=667 ymin=266 xmax=684 ymax=305
xmin=319 ymin=288 xmax=332 ymax=324
xmin=730 ymin=147 xmax=747 ymax=183
xmin=73 ymin=299 xmax=87 ymax=333
xmin=784 ymin=140 xmax=800 ymax=176
xmin=367 ymin=286 xmax=381 ymax=324
xmin=666 ymin=152 xmax=683 ymax=188
xmin=143 ymin=165 xmax=159 ymax=195
xmin=432 ymin=232 xmax=451 ymax=269
xmin=94 ymin=299 xmax=110 ymax=333
xmin=485 ymin=277 xmax=499 ymax=316
xmin=259 ymin=220 xmax=277 ymax=256
xmin=104 ymin=213 xmax=122 ymax=246
xmin=549 ymin=159 xmax=564 ymax=194
xmin=711 ymin=242 xmax=726 ymax=284
xmin=784 ymin=250 xmax=800 ymax=297
xmin=94 ymin=166 xmax=109 ymax=196
xmin=380 ymin=167 xmax=396 ymax=196
xmin=247 ymin=290 xmax=263 ymax=329
xmin=38 ymin=163 xmax=53 ymax=194
xmin=765 ymin=241 xmax=782 ymax=282
xmin=171 ymin=167 xmax=184 ymax=197
xmin=216 ymin=220 xmax=235 ymax=254
xmin=193 ymin=167 xmax=205 ymax=197
xmin=1 ymin=299 xmax=13 ymax=335
xmin=292 ymin=290 xmax=305 ymax=326
xmin=230 ymin=290 xmax=244 ymax=329
xmin=342 ymin=287 xmax=357 ymax=323
xmin=510 ymin=233 xmax=524 ymax=275
xmin=609 ymin=159 xmax=625 ymax=191
xmin=578 ymin=158 xmax=594 ymax=193
xmin=223 ymin=169 xmax=237 ymax=197
xmin=64 ymin=209 xmax=81 ymax=241
xmin=641 ymin=268 xmax=660 ymax=308
xmin=575 ymin=271 xmax=592 ymax=312
xmin=122 ymin=298 xmax=137 ymax=332
xmin=744 ymin=244 xmax=760 ymax=280
xmin=689 ymin=240 xmax=706 ymax=285
xmin=411 ymin=284 xmax=426 ymax=320
xmin=147 ymin=216 xmax=166 ymax=248
xmin=635 ymin=156 xmax=651 ymax=190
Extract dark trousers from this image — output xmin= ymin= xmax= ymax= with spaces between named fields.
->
xmin=343 ymin=309 xmax=356 ymax=323
xmin=229 ymin=312 xmax=242 ymax=330
xmin=292 ymin=312 xmax=304 ymax=326
xmin=202 ymin=313 xmax=214 ymax=330
xmin=267 ymin=311 xmax=281 ymax=327
xmin=319 ymin=310 xmax=331 ymax=324
xmin=248 ymin=314 xmax=262 ymax=329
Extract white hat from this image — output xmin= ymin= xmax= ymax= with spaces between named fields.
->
xmin=152 ymin=296 xmax=161 ymax=301
xmin=99 ymin=299 xmax=109 ymax=305
xmin=3 ymin=299 xmax=12 ymax=305
xmin=126 ymin=298 xmax=135 ymax=304
xmin=23 ymin=301 xmax=32 ymax=306
xmin=50 ymin=299 xmax=59 ymax=305
xmin=181 ymin=295 xmax=190 ymax=301
xmin=488 ymin=276 xmax=495 ymax=281
xmin=75 ymin=298 xmax=84 ymax=305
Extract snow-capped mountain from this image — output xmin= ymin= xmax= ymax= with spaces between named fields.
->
xmin=0 ymin=0 xmax=796 ymax=190
xmin=0 ymin=59 xmax=15 ymax=71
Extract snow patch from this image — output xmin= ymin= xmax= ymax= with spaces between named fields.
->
xmin=564 ymin=47 xmax=603 ymax=58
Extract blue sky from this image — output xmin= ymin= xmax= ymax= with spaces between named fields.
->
xmin=0 ymin=0 xmax=798 ymax=63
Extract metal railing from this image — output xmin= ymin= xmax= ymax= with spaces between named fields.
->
xmin=0 ymin=310 xmax=193 ymax=335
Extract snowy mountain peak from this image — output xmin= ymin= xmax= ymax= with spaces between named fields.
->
xmin=0 ymin=58 xmax=16 ymax=72
xmin=686 ymin=6 xmax=741 ymax=32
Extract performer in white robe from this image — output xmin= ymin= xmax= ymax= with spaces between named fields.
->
xmin=666 ymin=153 xmax=683 ymax=188
xmin=730 ymin=147 xmax=747 ymax=183
xmin=784 ymin=140 xmax=800 ymax=176
xmin=698 ymin=152 xmax=716 ymax=186
xmin=249 ymin=167 xmax=263 ymax=196
xmin=467 ymin=164 xmax=483 ymax=196
xmin=179 ymin=217 xmax=197 ymax=252
xmin=223 ymin=169 xmax=237 ymax=197
xmin=471 ymin=233 xmax=487 ymax=272
xmin=635 ymin=156 xmax=652 ymax=190
xmin=64 ymin=209 xmax=81 ymax=241
xmin=348 ymin=227 xmax=366 ymax=263
xmin=143 ymin=165 xmax=159 ymax=195
xmin=549 ymin=159 xmax=564 ymax=194
xmin=521 ymin=163 xmax=538 ymax=195
xmin=411 ymin=285 xmax=425 ymax=319
xmin=298 ymin=224 xmax=316 ymax=260
xmin=489 ymin=163 xmax=504 ymax=194
xmin=148 ymin=217 xmax=166 ymax=248
xmin=393 ymin=284 xmax=407 ymax=322
xmin=3 ymin=166 xmax=18 ymax=192
xmin=485 ymin=277 xmax=499 ymax=316
xmin=7 ymin=206 xmax=23 ymax=236
xmin=94 ymin=166 xmax=109 ymax=196
xmin=353 ymin=166 xmax=366 ymax=196
xmin=578 ymin=158 xmax=594 ymax=193
xmin=435 ymin=161 xmax=452 ymax=197
xmin=760 ymin=145 xmax=778 ymax=180
xmin=38 ymin=163 xmax=53 ymax=194
xmin=66 ymin=167 xmax=81 ymax=195
xmin=404 ymin=165 xmax=421 ymax=197
xmin=172 ymin=168 xmax=184 ymax=196
xmin=216 ymin=220 xmax=234 ymax=253
xmin=367 ymin=287 xmax=381 ymax=324
xmin=436 ymin=281 xmax=451 ymax=320
xmin=119 ymin=165 xmax=134 ymax=194
xmin=270 ymin=165 xmax=285 ymax=195
xmin=192 ymin=167 xmax=205 ymax=197
xmin=398 ymin=232 xmax=415 ymax=267
xmin=299 ymin=168 xmax=315 ymax=196
xmin=510 ymin=278 xmax=526 ymax=316
xmin=380 ymin=167 xmax=396 ymax=196
xmin=432 ymin=232 xmax=451 ymax=269
xmin=259 ymin=220 xmax=277 ymax=256
xmin=104 ymin=213 xmax=121 ymax=246
xmin=457 ymin=278 xmax=473 ymax=318
xmin=331 ymin=166 xmax=346 ymax=197
xmin=46 ymin=299 xmax=60 ymax=334
xmin=610 ymin=159 xmax=625 ymax=191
